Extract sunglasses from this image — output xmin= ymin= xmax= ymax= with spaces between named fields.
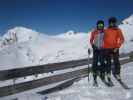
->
xmin=97 ymin=23 xmax=104 ymax=28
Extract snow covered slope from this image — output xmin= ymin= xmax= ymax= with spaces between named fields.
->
xmin=0 ymin=27 xmax=89 ymax=70
xmin=0 ymin=27 xmax=40 ymax=48
xmin=0 ymin=15 xmax=133 ymax=70
xmin=0 ymin=15 xmax=133 ymax=100
xmin=119 ymin=15 xmax=133 ymax=52
xmin=35 ymin=62 xmax=133 ymax=100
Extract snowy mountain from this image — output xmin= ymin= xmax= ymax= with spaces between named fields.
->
xmin=0 ymin=15 xmax=133 ymax=70
xmin=0 ymin=27 xmax=89 ymax=70
xmin=0 ymin=27 xmax=40 ymax=47
xmin=119 ymin=15 xmax=133 ymax=42
xmin=119 ymin=15 xmax=133 ymax=52
xmin=0 ymin=15 xmax=133 ymax=100
xmin=57 ymin=30 xmax=86 ymax=38
xmin=122 ymin=15 xmax=133 ymax=25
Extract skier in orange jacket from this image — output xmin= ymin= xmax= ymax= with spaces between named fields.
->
xmin=103 ymin=17 xmax=124 ymax=81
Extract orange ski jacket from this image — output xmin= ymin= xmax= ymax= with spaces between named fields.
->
xmin=103 ymin=27 xmax=124 ymax=48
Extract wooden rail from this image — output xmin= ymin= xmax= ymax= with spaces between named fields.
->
xmin=0 ymin=68 xmax=88 ymax=97
xmin=0 ymin=57 xmax=133 ymax=97
xmin=0 ymin=52 xmax=133 ymax=81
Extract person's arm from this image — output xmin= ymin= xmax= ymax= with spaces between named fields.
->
xmin=113 ymin=29 xmax=124 ymax=53
xmin=120 ymin=30 xmax=125 ymax=44
xmin=90 ymin=30 xmax=96 ymax=48
xmin=117 ymin=29 xmax=125 ymax=47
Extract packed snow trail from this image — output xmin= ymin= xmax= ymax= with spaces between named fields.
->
xmin=42 ymin=62 xmax=133 ymax=100
xmin=1 ymin=62 xmax=133 ymax=100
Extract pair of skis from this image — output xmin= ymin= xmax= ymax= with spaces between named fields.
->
xmin=100 ymin=75 xmax=131 ymax=90
xmin=92 ymin=74 xmax=131 ymax=89
xmin=114 ymin=76 xmax=131 ymax=89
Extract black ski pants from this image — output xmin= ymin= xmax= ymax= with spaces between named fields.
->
xmin=104 ymin=49 xmax=121 ymax=75
xmin=92 ymin=48 xmax=105 ymax=80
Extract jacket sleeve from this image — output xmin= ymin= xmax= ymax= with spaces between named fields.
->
xmin=117 ymin=29 xmax=125 ymax=47
xmin=90 ymin=31 xmax=95 ymax=46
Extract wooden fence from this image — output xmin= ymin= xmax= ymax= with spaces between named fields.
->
xmin=0 ymin=52 xmax=133 ymax=97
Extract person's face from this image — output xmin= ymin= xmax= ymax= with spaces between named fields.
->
xmin=109 ymin=22 xmax=116 ymax=27
xmin=97 ymin=23 xmax=104 ymax=30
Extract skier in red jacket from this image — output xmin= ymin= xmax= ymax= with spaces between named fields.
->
xmin=90 ymin=20 xmax=106 ymax=86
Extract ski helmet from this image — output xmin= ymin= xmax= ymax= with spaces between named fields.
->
xmin=108 ymin=17 xmax=117 ymax=24
xmin=97 ymin=20 xmax=104 ymax=29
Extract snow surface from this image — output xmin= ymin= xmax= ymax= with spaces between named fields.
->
xmin=0 ymin=27 xmax=89 ymax=70
xmin=0 ymin=15 xmax=133 ymax=100
xmin=44 ymin=62 xmax=133 ymax=100
xmin=1 ymin=62 xmax=133 ymax=100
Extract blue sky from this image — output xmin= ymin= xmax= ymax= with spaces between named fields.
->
xmin=0 ymin=0 xmax=133 ymax=35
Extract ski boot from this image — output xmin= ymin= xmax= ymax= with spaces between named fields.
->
xmin=93 ymin=80 xmax=98 ymax=87
xmin=113 ymin=74 xmax=121 ymax=80
xmin=107 ymin=74 xmax=114 ymax=87
xmin=100 ymin=72 xmax=105 ymax=81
